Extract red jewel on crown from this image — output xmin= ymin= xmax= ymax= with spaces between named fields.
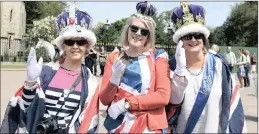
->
xmin=69 ymin=17 xmax=75 ymax=24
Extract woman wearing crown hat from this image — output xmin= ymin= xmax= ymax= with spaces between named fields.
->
xmin=1 ymin=3 xmax=99 ymax=134
xmin=167 ymin=2 xmax=247 ymax=133
xmin=99 ymin=1 xmax=171 ymax=133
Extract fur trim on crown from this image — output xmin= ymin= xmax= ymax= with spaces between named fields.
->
xmin=55 ymin=29 xmax=97 ymax=54
xmin=173 ymin=23 xmax=210 ymax=43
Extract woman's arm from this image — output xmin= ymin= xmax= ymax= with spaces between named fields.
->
xmin=99 ymin=53 xmax=119 ymax=106
xmin=22 ymin=82 xmax=38 ymax=109
xmin=126 ymin=57 xmax=171 ymax=111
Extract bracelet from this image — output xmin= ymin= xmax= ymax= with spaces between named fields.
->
xmin=24 ymin=82 xmax=38 ymax=90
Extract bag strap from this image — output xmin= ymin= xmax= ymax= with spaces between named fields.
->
xmin=184 ymin=53 xmax=217 ymax=133
xmin=56 ymin=71 xmax=82 ymax=117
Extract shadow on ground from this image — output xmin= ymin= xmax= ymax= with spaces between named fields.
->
xmin=245 ymin=115 xmax=258 ymax=122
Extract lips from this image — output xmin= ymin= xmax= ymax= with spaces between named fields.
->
xmin=70 ymin=51 xmax=81 ymax=54
xmin=188 ymin=43 xmax=199 ymax=47
xmin=132 ymin=36 xmax=142 ymax=41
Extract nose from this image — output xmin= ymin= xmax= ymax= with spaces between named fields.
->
xmin=72 ymin=42 xmax=79 ymax=48
xmin=191 ymin=36 xmax=197 ymax=41
xmin=136 ymin=29 xmax=141 ymax=35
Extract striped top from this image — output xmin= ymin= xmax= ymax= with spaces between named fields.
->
xmin=22 ymin=67 xmax=82 ymax=128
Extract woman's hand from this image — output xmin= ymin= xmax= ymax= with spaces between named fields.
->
xmin=108 ymin=98 xmax=127 ymax=119
xmin=26 ymin=47 xmax=43 ymax=83
xmin=174 ymin=40 xmax=187 ymax=77
xmin=109 ymin=60 xmax=127 ymax=86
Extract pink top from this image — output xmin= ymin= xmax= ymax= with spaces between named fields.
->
xmin=48 ymin=67 xmax=82 ymax=91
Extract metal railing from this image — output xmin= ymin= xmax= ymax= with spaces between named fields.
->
xmin=0 ymin=38 xmax=176 ymax=62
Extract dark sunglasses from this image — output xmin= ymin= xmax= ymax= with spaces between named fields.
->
xmin=129 ymin=25 xmax=150 ymax=36
xmin=181 ymin=33 xmax=204 ymax=40
xmin=64 ymin=39 xmax=88 ymax=46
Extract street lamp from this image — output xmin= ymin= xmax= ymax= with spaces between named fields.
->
xmin=167 ymin=23 xmax=173 ymax=56
xmin=104 ymin=18 xmax=110 ymax=51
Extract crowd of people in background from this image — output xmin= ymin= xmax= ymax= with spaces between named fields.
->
xmin=209 ymin=44 xmax=257 ymax=89
xmin=224 ymin=46 xmax=256 ymax=88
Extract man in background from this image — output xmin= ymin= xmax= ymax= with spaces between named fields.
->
xmin=88 ymin=47 xmax=98 ymax=75
xmin=225 ymin=46 xmax=236 ymax=72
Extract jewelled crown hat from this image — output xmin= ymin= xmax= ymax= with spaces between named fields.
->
xmin=171 ymin=1 xmax=210 ymax=43
xmin=55 ymin=2 xmax=96 ymax=53
xmin=133 ymin=1 xmax=157 ymax=27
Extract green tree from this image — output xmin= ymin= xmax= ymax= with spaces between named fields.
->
xmin=152 ymin=13 xmax=167 ymax=45
xmin=40 ymin=2 xmax=67 ymax=19
xmin=212 ymin=26 xmax=228 ymax=46
xmin=24 ymin=1 xmax=66 ymax=33
xmin=93 ymin=18 xmax=128 ymax=44
xmin=24 ymin=1 xmax=43 ymax=32
xmin=223 ymin=2 xmax=258 ymax=46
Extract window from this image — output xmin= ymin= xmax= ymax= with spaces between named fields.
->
xmin=10 ymin=9 xmax=13 ymax=22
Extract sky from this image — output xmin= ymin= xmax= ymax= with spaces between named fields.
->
xmin=78 ymin=1 xmax=240 ymax=28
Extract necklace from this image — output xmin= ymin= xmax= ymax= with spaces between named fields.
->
xmin=60 ymin=66 xmax=81 ymax=76
xmin=186 ymin=55 xmax=206 ymax=76
xmin=186 ymin=66 xmax=204 ymax=76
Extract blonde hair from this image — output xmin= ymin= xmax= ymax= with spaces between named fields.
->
xmin=119 ymin=16 xmax=156 ymax=52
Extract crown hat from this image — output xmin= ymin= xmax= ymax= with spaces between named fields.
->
xmin=133 ymin=1 xmax=157 ymax=27
xmin=171 ymin=1 xmax=210 ymax=43
xmin=55 ymin=2 xmax=96 ymax=53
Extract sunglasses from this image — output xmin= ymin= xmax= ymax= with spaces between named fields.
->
xmin=129 ymin=25 xmax=150 ymax=36
xmin=64 ymin=39 xmax=88 ymax=46
xmin=181 ymin=33 xmax=204 ymax=40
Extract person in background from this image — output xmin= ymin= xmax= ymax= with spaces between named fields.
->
xmin=236 ymin=49 xmax=247 ymax=88
xmin=85 ymin=51 xmax=94 ymax=73
xmin=210 ymin=44 xmax=219 ymax=53
xmin=99 ymin=46 xmax=106 ymax=76
xmin=243 ymin=50 xmax=251 ymax=87
xmin=251 ymin=52 xmax=257 ymax=74
xmin=225 ymin=46 xmax=236 ymax=72
xmin=167 ymin=2 xmax=246 ymax=133
xmin=99 ymin=1 xmax=170 ymax=133
xmin=88 ymin=47 xmax=98 ymax=75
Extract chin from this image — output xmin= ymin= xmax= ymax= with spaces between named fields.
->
xmin=184 ymin=44 xmax=203 ymax=53
xmin=129 ymin=39 xmax=144 ymax=48
xmin=68 ymin=55 xmax=83 ymax=61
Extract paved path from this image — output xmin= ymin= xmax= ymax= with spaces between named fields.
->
xmin=0 ymin=69 xmax=257 ymax=133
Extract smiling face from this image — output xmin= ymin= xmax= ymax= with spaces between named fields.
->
xmin=127 ymin=18 xmax=149 ymax=49
xmin=182 ymin=33 xmax=204 ymax=53
xmin=62 ymin=37 xmax=90 ymax=61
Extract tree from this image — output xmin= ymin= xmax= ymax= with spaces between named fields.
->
xmin=152 ymin=13 xmax=167 ymax=45
xmin=211 ymin=26 xmax=228 ymax=46
xmin=24 ymin=16 xmax=57 ymax=48
xmin=24 ymin=1 xmax=67 ymax=32
xmin=93 ymin=17 xmax=128 ymax=44
xmin=24 ymin=1 xmax=43 ymax=32
xmin=222 ymin=2 xmax=258 ymax=46
xmin=40 ymin=2 xmax=67 ymax=19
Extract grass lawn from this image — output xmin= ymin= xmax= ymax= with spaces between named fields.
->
xmin=1 ymin=64 xmax=26 ymax=69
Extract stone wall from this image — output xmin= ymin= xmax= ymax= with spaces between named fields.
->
xmin=0 ymin=2 xmax=26 ymax=39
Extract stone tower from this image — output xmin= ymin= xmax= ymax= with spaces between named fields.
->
xmin=0 ymin=2 xmax=26 ymax=59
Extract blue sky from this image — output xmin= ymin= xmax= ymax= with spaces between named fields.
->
xmin=79 ymin=2 xmax=240 ymax=28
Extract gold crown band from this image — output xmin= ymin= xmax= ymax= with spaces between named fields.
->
xmin=174 ymin=1 xmax=205 ymax=30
